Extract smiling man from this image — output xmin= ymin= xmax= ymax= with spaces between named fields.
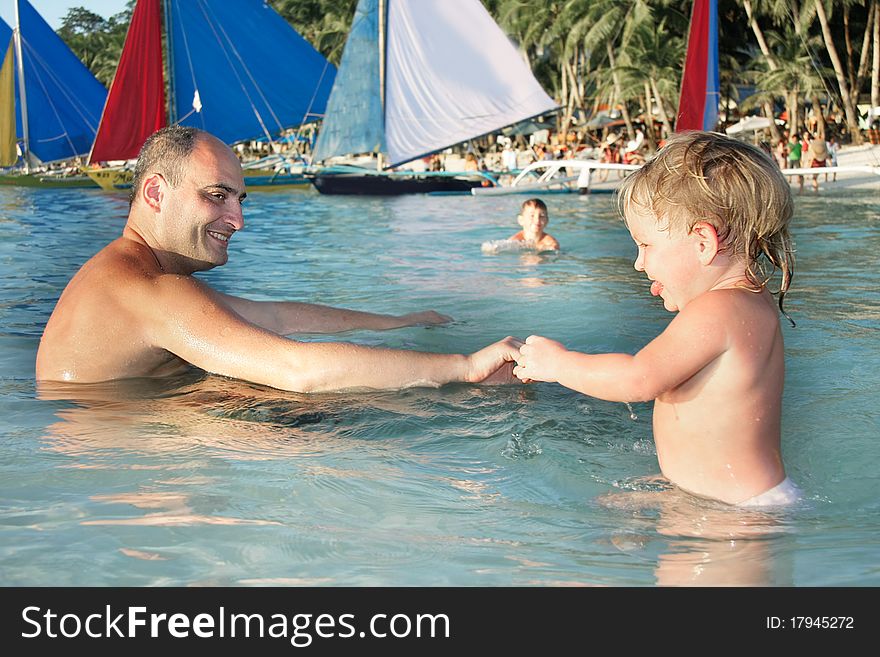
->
xmin=36 ymin=127 xmax=520 ymax=391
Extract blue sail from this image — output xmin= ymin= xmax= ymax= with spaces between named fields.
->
xmin=311 ymin=0 xmax=384 ymax=162
xmin=8 ymin=0 xmax=107 ymax=163
xmin=168 ymin=0 xmax=336 ymax=143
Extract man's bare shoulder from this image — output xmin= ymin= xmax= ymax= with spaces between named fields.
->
xmin=76 ymin=237 xmax=162 ymax=285
xmin=81 ymin=239 xmax=213 ymax=296
xmin=51 ymin=237 xmax=222 ymax=334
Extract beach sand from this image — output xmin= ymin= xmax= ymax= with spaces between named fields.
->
xmin=826 ymin=143 xmax=880 ymax=191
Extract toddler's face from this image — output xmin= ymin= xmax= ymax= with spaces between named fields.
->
xmin=626 ymin=206 xmax=703 ymax=312
xmin=518 ymin=206 xmax=548 ymax=236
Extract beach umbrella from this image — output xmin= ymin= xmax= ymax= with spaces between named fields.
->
xmin=583 ymin=112 xmax=618 ymax=130
xmin=725 ymin=115 xmax=771 ymax=135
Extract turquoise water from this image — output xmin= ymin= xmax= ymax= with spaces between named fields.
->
xmin=1 ymin=185 xmax=877 ymax=586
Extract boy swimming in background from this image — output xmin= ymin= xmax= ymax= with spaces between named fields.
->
xmin=482 ymin=198 xmax=560 ymax=253
xmin=513 ymin=132 xmax=800 ymax=507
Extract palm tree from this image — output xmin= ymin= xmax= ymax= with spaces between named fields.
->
xmin=614 ymin=15 xmax=685 ymax=142
xmin=808 ymin=1 xmax=862 ymax=143
xmin=744 ymin=25 xmax=827 ymax=136
xmin=573 ymin=0 xmax=657 ymax=140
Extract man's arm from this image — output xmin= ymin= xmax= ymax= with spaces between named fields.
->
xmin=514 ymin=293 xmax=730 ymax=402
xmin=213 ymin=291 xmax=451 ymax=335
xmin=144 ymin=276 xmax=517 ymax=392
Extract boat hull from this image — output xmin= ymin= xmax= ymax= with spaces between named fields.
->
xmin=82 ymin=167 xmax=311 ymax=192
xmin=311 ymin=172 xmax=488 ymax=195
xmin=0 ymin=173 xmax=99 ymax=189
xmin=83 ymin=167 xmax=133 ymax=191
xmin=241 ymin=170 xmax=311 ymax=189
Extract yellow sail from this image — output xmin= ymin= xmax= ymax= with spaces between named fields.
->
xmin=0 ymin=37 xmax=16 ymax=167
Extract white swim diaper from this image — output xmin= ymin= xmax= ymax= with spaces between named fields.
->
xmin=738 ymin=477 xmax=802 ymax=508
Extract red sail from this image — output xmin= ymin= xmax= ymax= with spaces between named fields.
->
xmin=89 ymin=0 xmax=165 ymax=163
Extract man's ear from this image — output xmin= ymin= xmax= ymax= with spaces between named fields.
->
xmin=141 ymin=174 xmax=166 ymax=212
xmin=691 ymin=221 xmax=720 ymax=265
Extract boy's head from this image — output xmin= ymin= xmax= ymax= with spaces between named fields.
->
xmin=617 ymin=131 xmax=794 ymax=312
xmin=518 ymin=198 xmax=549 ymax=237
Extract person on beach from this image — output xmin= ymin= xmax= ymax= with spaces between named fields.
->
xmin=826 ymin=135 xmax=839 ymax=182
xmin=807 ymin=136 xmax=829 ymax=192
xmin=773 ymin=137 xmax=787 ymax=169
xmin=36 ymin=127 xmax=521 ymax=391
xmin=786 ymin=132 xmax=804 ymax=193
xmin=598 ymin=133 xmax=622 ymax=182
xmin=513 ymin=132 xmax=801 ymax=507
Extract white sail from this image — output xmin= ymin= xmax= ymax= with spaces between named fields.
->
xmin=383 ymin=0 xmax=557 ymax=167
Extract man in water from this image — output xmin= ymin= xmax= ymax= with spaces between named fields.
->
xmin=36 ymin=127 xmax=521 ymax=391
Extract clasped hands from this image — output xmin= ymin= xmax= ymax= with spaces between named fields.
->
xmin=512 ymin=335 xmax=566 ymax=384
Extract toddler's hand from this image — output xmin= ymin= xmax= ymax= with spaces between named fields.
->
xmin=513 ymin=335 xmax=567 ymax=383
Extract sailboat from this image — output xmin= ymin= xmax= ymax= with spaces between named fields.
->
xmin=0 ymin=0 xmax=107 ymax=187
xmin=85 ymin=0 xmax=336 ymax=191
xmin=308 ymin=0 xmax=559 ymax=195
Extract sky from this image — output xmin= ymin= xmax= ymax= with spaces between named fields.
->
xmin=1 ymin=0 xmax=129 ymax=29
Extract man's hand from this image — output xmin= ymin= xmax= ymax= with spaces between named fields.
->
xmin=397 ymin=310 xmax=453 ymax=327
xmin=513 ymin=335 xmax=568 ymax=384
xmin=466 ymin=336 xmax=524 ymax=384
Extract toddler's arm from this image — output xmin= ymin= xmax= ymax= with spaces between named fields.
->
xmin=515 ymin=295 xmax=730 ymax=401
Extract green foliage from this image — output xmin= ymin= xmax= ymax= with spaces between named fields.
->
xmin=57 ymin=3 xmax=133 ymax=86
xmin=269 ymin=0 xmax=357 ymax=65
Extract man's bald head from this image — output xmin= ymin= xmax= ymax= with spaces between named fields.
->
xmin=130 ymin=126 xmax=211 ymax=206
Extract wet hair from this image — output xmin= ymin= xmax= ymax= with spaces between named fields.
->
xmin=521 ymin=198 xmax=548 ymax=215
xmin=616 ymin=130 xmax=795 ymax=321
xmin=129 ymin=126 xmax=204 ymax=206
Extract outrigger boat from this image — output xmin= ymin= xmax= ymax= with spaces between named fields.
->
xmin=471 ymin=160 xmax=640 ymax=196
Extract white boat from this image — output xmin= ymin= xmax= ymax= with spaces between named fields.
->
xmin=471 ymin=160 xmax=641 ymax=196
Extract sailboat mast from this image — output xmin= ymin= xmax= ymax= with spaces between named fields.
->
xmin=12 ymin=0 xmax=30 ymax=172
xmin=163 ymin=0 xmax=175 ymax=125
xmin=376 ymin=0 xmax=386 ymax=171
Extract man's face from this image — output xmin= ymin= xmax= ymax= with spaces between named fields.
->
xmin=158 ymin=137 xmax=247 ymax=272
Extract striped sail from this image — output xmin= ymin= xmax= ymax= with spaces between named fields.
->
xmin=676 ymin=0 xmax=719 ymax=132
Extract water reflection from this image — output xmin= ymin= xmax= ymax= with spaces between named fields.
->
xmin=600 ymin=478 xmax=795 ymax=586
xmin=35 ymin=374 xmax=515 ymax=536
